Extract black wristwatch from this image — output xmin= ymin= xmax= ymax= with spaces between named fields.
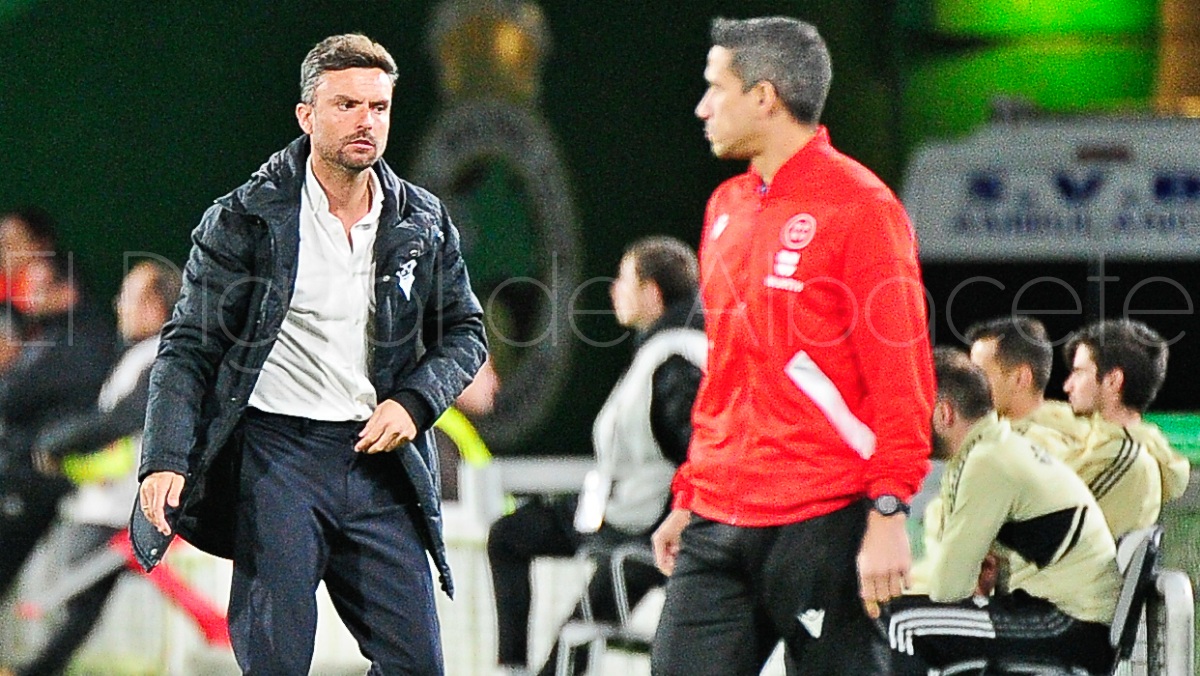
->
xmin=872 ymin=494 xmax=911 ymax=517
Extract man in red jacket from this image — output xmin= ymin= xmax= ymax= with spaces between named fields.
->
xmin=651 ymin=16 xmax=935 ymax=675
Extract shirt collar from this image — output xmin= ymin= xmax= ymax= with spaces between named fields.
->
xmin=304 ymin=154 xmax=383 ymax=228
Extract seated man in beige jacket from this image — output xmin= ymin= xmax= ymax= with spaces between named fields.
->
xmin=888 ymin=348 xmax=1121 ymax=675
xmin=969 ymin=316 xmax=1188 ymax=538
xmin=1061 ymin=319 xmax=1190 ymax=538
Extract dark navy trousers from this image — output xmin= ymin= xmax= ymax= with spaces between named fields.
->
xmin=230 ymin=409 xmax=443 ymax=675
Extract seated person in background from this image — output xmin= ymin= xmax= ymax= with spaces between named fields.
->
xmin=967 ymin=316 xmax=1089 ymax=455
xmin=911 ymin=316 xmax=1086 ymax=592
xmin=0 ymin=254 xmax=117 ymax=601
xmin=434 ymin=354 xmax=500 ymax=501
xmin=487 ymin=236 xmax=704 ymax=676
xmin=888 ymin=348 xmax=1120 ymax=675
xmin=1062 ymin=319 xmax=1189 ymax=539
xmin=0 ymin=313 xmax=22 ymax=374
xmin=0 ymin=206 xmax=59 ymax=308
xmin=1 ymin=260 xmax=179 ymax=676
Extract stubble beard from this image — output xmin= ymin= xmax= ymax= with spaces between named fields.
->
xmin=318 ymin=134 xmax=381 ymax=174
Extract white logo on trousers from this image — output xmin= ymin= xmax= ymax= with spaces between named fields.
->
xmin=798 ymin=609 xmax=825 ymax=638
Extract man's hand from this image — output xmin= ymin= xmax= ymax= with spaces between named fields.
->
xmin=356 ymin=399 xmax=416 ymax=454
xmin=651 ymin=508 xmax=691 ymax=576
xmin=139 ymin=471 xmax=185 ymax=536
xmin=857 ymin=510 xmax=912 ymax=619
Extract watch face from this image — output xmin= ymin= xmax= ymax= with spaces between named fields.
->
xmin=875 ymin=495 xmax=901 ymax=515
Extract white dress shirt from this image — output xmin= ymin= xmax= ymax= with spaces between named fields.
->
xmin=248 ymin=156 xmax=382 ymax=421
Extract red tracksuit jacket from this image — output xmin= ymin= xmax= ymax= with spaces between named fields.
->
xmin=674 ymin=127 xmax=935 ymax=526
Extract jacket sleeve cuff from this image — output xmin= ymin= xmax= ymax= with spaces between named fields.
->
xmin=671 ymin=468 xmax=695 ymax=510
xmin=394 ymin=390 xmax=436 ymax=432
xmin=867 ymin=478 xmax=916 ymax=504
xmin=138 ymin=461 xmax=189 ymax=483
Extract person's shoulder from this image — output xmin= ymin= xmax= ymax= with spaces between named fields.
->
xmin=220 ymin=137 xmax=308 ymax=211
xmin=388 ymin=173 xmax=446 ymax=221
xmin=1011 ymin=418 xmax=1073 ymax=457
xmin=812 ymin=144 xmax=898 ymax=205
xmin=1125 ymin=418 xmax=1171 ymax=449
xmin=966 ymin=417 xmax=1040 ymax=469
xmin=1033 ymin=400 xmax=1085 ymax=428
xmin=709 ymin=171 xmax=758 ymax=202
xmin=640 ymin=326 xmax=706 ymax=354
xmin=1085 ymin=414 xmax=1128 ymax=448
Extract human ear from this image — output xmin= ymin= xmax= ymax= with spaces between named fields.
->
xmin=296 ymin=103 xmax=314 ymax=135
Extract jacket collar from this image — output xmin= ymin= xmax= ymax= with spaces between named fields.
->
xmin=635 ymin=295 xmax=704 ymax=348
xmin=215 ymin=135 xmax=409 ymax=228
xmin=749 ymin=125 xmax=832 ymax=196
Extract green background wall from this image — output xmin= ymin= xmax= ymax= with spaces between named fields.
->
xmin=1 ymin=1 xmax=1190 ymax=456
xmin=0 ymin=0 xmax=900 ymax=456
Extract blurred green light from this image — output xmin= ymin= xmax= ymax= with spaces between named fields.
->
xmin=931 ymin=0 xmax=1156 ymax=36
xmin=903 ymin=40 xmax=1156 ymax=144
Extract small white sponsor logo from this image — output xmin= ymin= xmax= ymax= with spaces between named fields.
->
xmin=780 ymin=213 xmax=817 ymax=250
xmin=397 ymin=260 xmax=417 ymax=300
xmin=774 ymin=249 xmax=800 ymax=277
xmin=764 ymin=276 xmax=805 ymax=293
xmin=798 ymin=609 xmax=825 ymax=638
xmin=711 ymin=213 xmax=730 ymax=240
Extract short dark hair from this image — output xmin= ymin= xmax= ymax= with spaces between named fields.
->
xmin=935 ymin=346 xmax=993 ymax=421
xmin=1 ymin=205 xmax=59 ymax=251
xmin=1063 ymin=320 xmax=1168 ymax=413
xmin=623 ymin=236 xmax=698 ymax=307
xmin=710 ymin=16 xmax=832 ymax=125
xmin=132 ymin=260 xmax=183 ymax=314
xmin=300 ymin=34 xmax=398 ymax=105
xmin=965 ymin=316 xmax=1053 ymax=391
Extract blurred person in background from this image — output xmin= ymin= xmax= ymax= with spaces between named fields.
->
xmin=487 ymin=236 xmax=704 ymax=676
xmin=133 ymin=33 xmax=486 ymax=675
xmin=433 ymin=353 xmax=500 ymax=502
xmin=907 ymin=316 xmax=1095 ymax=594
xmin=1 ymin=260 xmax=179 ymax=676
xmin=0 ymin=207 xmax=59 ymax=311
xmin=0 ymin=313 xmax=23 ymax=375
xmin=0 ymin=252 xmax=116 ymax=601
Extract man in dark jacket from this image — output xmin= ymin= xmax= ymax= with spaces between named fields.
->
xmin=134 ymin=34 xmax=486 ymax=675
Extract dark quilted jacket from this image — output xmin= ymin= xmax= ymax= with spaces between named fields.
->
xmin=130 ymin=135 xmax=487 ymax=596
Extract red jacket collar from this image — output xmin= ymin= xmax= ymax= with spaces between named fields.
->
xmin=748 ymin=126 xmax=831 ymax=195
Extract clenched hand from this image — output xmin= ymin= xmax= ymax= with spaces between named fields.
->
xmin=857 ymin=510 xmax=911 ymax=619
xmin=355 ymin=399 xmax=417 ymax=453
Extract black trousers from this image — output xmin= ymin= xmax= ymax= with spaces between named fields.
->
xmin=652 ymin=502 xmax=891 ymax=676
xmin=230 ymin=410 xmax=442 ymax=676
xmin=887 ymin=591 xmax=1114 ymax=674
xmin=487 ymin=496 xmax=663 ymax=675
xmin=16 ymin=523 xmax=121 ymax=676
